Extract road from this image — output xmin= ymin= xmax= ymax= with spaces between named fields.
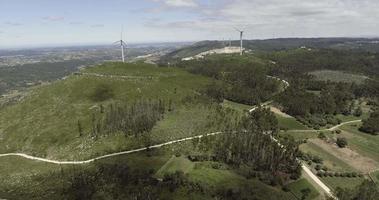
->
xmin=0 ymin=132 xmax=222 ymax=165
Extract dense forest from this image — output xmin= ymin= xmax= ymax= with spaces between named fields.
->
xmin=260 ymin=49 xmax=379 ymax=128
xmin=265 ymin=49 xmax=379 ymax=76
xmin=275 ymin=82 xmax=358 ymax=128
xmin=194 ymin=107 xmax=301 ymax=186
xmin=177 ymin=55 xmax=280 ymax=105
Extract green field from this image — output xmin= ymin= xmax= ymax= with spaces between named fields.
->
xmin=300 ymin=142 xmax=356 ymax=172
xmin=287 ymin=178 xmax=320 ymax=200
xmin=276 ymin=114 xmax=309 ymax=130
xmin=309 ymin=70 xmax=368 ymax=84
xmin=155 ymin=156 xmax=195 ymax=179
xmin=188 ymin=162 xmax=294 ymax=200
xmin=0 ymin=63 xmax=212 ymax=160
xmin=370 ymin=170 xmax=379 ymax=184
xmin=221 ymin=99 xmax=252 ymax=113
xmin=321 ymin=177 xmax=365 ymax=190
xmin=281 ymin=131 xmax=321 ymax=141
xmin=339 ymin=122 xmax=379 ymax=162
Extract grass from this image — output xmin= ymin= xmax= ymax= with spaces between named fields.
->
xmin=339 ymin=122 xmax=379 ymax=162
xmin=151 ymin=104 xmax=216 ymax=143
xmin=0 ymin=149 xmax=171 ymax=199
xmin=188 ymin=163 xmax=294 ymax=200
xmin=287 ymin=178 xmax=320 ymax=200
xmin=281 ymin=131 xmax=319 ymax=141
xmin=0 ymin=62 xmax=212 ymax=160
xmin=321 ymin=177 xmax=365 ymax=190
xmin=155 ymin=156 xmax=195 ymax=179
xmin=309 ymin=70 xmax=368 ymax=84
xmin=221 ymin=99 xmax=252 ymax=113
xmin=370 ymin=170 xmax=379 ymax=184
xmin=0 ymin=156 xmax=61 ymax=190
xmin=300 ymin=142 xmax=356 ymax=172
xmin=276 ymin=114 xmax=309 ymax=130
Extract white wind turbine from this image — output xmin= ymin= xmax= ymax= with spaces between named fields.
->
xmin=235 ymin=28 xmax=244 ymax=55
xmin=114 ymin=29 xmax=127 ymax=62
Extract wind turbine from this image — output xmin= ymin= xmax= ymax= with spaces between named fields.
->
xmin=235 ymin=28 xmax=244 ymax=55
xmin=114 ymin=29 xmax=127 ymax=62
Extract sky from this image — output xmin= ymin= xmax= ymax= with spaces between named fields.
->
xmin=0 ymin=0 xmax=378 ymax=48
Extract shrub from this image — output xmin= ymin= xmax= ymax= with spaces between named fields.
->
xmin=322 ymin=166 xmax=328 ymax=171
xmin=336 ymin=137 xmax=348 ymax=148
xmin=282 ymin=185 xmax=290 ymax=192
xmin=315 ymin=165 xmax=322 ymax=171
xmin=318 ymin=132 xmax=326 ymax=139
xmin=312 ymin=155 xmax=323 ymax=164
xmin=90 ymin=83 xmax=114 ymax=102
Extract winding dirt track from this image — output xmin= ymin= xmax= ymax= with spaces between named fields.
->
xmin=288 ymin=120 xmax=362 ymax=132
xmin=0 ymin=132 xmax=222 ymax=165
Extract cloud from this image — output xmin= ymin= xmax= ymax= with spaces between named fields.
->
xmin=42 ymin=16 xmax=65 ymax=21
xmin=152 ymin=0 xmax=198 ymax=8
xmin=4 ymin=21 xmax=23 ymax=26
xmin=91 ymin=24 xmax=105 ymax=28
xmin=145 ymin=0 xmax=379 ymax=38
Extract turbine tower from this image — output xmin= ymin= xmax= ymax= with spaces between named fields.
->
xmin=114 ymin=30 xmax=127 ymax=62
xmin=235 ymin=28 xmax=244 ymax=55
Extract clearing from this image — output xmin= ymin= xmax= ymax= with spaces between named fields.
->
xmin=309 ymin=139 xmax=379 ymax=173
xmin=309 ymin=70 xmax=368 ymax=84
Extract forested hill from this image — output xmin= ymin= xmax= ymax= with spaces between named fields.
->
xmin=160 ymin=38 xmax=379 ymax=63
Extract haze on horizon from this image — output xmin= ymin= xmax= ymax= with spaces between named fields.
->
xmin=1 ymin=0 xmax=379 ymax=48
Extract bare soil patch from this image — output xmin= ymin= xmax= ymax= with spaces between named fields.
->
xmin=309 ymin=139 xmax=379 ymax=173
xmin=269 ymin=106 xmax=293 ymax=118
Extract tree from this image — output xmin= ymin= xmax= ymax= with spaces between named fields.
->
xmin=336 ymin=137 xmax=348 ymax=148
xmin=359 ymin=111 xmax=379 ymax=135
xmin=300 ymin=188 xmax=311 ymax=200
xmin=354 ymin=107 xmax=362 ymax=117
xmin=77 ymin=120 xmax=83 ymax=137
xmin=335 ymin=180 xmax=379 ymax=200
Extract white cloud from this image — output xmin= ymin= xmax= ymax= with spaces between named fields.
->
xmin=152 ymin=0 xmax=198 ymax=8
xmin=146 ymin=0 xmax=379 ymax=39
xmin=42 ymin=16 xmax=65 ymax=21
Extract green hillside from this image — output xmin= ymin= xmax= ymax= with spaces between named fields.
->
xmin=0 ymin=62 xmax=212 ymax=160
